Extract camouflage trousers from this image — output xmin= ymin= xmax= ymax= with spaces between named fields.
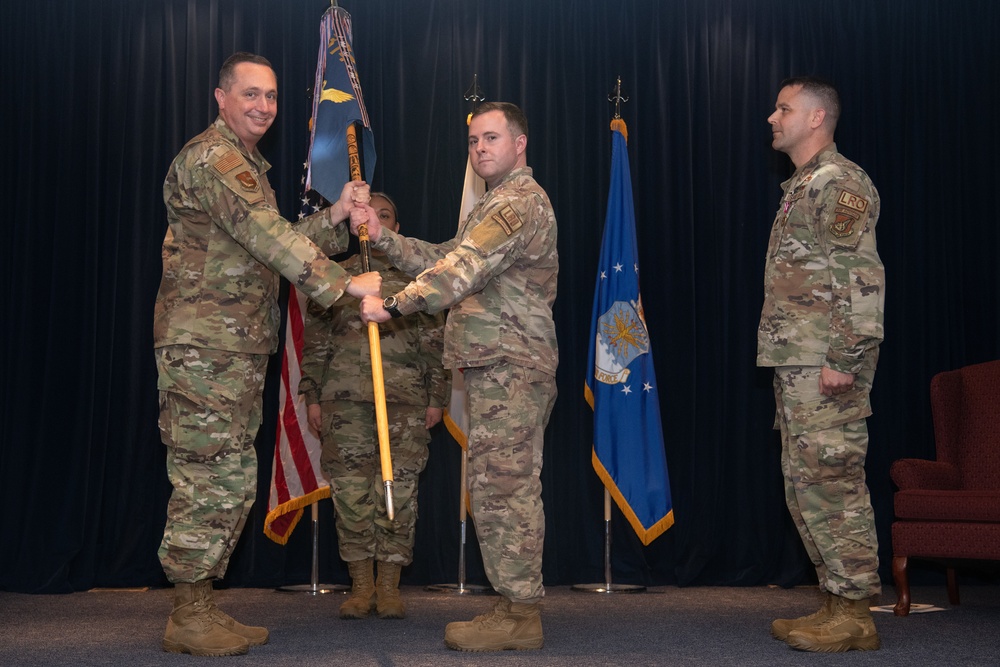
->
xmin=773 ymin=365 xmax=881 ymax=599
xmin=155 ymin=345 xmax=267 ymax=583
xmin=464 ymin=361 xmax=558 ymax=604
xmin=319 ymin=400 xmax=431 ymax=565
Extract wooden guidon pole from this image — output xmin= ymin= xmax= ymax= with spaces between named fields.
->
xmin=348 ymin=122 xmax=395 ymax=520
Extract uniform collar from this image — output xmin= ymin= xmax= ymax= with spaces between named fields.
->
xmin=783 ymin=142 xmax=838 ymax=191
xmin=494 ymin=166 xmax=533 ymax=189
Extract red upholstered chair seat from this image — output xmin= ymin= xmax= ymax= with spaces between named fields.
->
xmin=894 ymin=490 xmax=1000 ymax=523
xmin=889 ymin=359 xmax=1000 ymax=616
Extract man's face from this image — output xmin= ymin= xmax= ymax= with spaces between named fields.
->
xmin=215 ymin=62 xmax=278 ymax=150
xmin=468 ymin=110 xmax=526 ymax=188
xmin=767 ymin=84 xmax=815 ymax=156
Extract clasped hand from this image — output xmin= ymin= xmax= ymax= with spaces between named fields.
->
xmin=349 ymin=204 xmax=383 ymax=243
xmin=345 ymin=202 xmax=386 ymax=305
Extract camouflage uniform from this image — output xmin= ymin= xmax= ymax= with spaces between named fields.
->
xmin=757 ymin=143 xmax=884 ymax=599
xmin=374 ymin=167 xmax=559 ymax=603
xmin=155 ymin=117 xmax=352 ymax=583
xmin=299 ymin=253 xmax=450 ymax=565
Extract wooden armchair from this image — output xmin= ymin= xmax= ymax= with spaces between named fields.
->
xmin=889 ymin=359 xmax=1000 ymax=616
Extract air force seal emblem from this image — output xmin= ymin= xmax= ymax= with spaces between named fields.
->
xmin=594 ymin=299 xmax=650 ymax=385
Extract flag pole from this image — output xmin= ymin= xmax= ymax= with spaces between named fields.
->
xmin=426 ymin=76 xmax=492 ymax=596
xmin=573 ymin=76 xmax=646 ymax=594
xmin=348 ymin=121 xmax=396 ymax=521
xmin=277 ymin=501 xmax=347 ymax=594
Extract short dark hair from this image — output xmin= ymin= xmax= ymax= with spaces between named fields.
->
xmin=472 ymin=102 xmax=528 ymax=140
xmin=780 ymin=76 xmax=841 ymax=126
xmin=218 ymin=52 xmax=274 ymax=91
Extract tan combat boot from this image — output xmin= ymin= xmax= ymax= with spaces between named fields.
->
xmin=771 ymin=589 xmax=834 ymax=640
xmin=444 ymin=597 xmax=543 ymax=652
xmin=195 ymin=579 xmax=269 ymax=646
xmin=162 ymin=581 xmax=249 ymax=656
xmin=375 ymin=562 xmax=406 ymax=619
xmin=339 ymin=558 xmax=376 ymax=619
xmin=786 ymin=595 xmax=881 ymax=652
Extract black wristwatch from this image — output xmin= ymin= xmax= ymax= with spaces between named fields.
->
xmin=382 ymin=295 xmax=402 ymax=318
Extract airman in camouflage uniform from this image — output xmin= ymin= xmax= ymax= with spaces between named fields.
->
xmin=355 ymin=103 xmax=558 ymax=651
xmin=299 ymin=194 xmax=450 ymax=620
xmin=758 ymin=77 xmax=884 ymax=653
xmin=153 ymin=52 xmax=381 ymax=657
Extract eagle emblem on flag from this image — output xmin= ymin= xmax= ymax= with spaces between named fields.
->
xmin=594 ymin=299 xmax=650 ymax=385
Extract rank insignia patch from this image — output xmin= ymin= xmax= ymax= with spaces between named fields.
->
xmin=491 ymin=205 xmax=523 ymax=236
xmin=235 ymin=171 xmax=259 ymax=192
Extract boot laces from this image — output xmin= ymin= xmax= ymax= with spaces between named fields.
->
xmin=206 ymin=606 xmax=233 ymax=626
xmin=478 ymin=608 xmax=510 ymax=629
xmin=810 ymin=605 xmax=867 ymax=632
xmin=186 ymin=600 xmax=221 ymax=631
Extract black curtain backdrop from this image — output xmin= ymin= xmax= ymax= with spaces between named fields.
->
xmin=2 ymin=0 xmax=998 ymax=594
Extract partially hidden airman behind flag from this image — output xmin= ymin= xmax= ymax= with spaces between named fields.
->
xmin=585 ymin=118 xmax=674 ymax=545
xmin=306 ymin=4 xmax=376 ymax=202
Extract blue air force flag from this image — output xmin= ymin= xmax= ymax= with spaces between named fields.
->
xmin=584 ymin=118 xmax=674 ymax=545
xmin=306 ymin=6 xmax=376 ymax=201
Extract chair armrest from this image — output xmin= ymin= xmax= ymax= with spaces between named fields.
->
xmin=890 ymin=458 xmax=961 ymax=490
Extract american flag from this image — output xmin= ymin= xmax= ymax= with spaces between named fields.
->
xmin=263 ymin=185 xmax=331 ymax=544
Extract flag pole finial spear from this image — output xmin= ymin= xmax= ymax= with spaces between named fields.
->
xmin=608 ymin=76 xmax=629 ymax=140
xmin=464 ymin=74 xmax=485 ymax=107
xmin=464 ymin=74 xmax=485 ymax=124
xmin=609 ymin=75 xmax=628 ymax=120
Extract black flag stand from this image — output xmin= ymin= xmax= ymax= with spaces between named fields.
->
xmin=573 ymin=77 xmax=645 ymax=595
